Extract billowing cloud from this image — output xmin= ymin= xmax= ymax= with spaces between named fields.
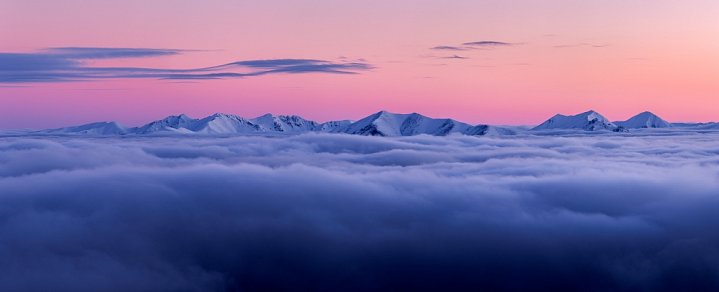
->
xmin=1 ymin=133 xmax=719 ymax=290
xmin=0 ymin=47 xmax=373 ymax=83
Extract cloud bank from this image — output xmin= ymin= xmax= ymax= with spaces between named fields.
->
xmin=1 ymin=133 xmax=719 ymax=290
xmin=0 ymin=47 xmax=372 ymax=83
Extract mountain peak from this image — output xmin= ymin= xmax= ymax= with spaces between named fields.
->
xmin=342 ymin=111 xmax=484 ymax=136
xmin=533 ymin=110 xmax=617 ymax=131
xmin=634 ymin=111 xmax=661 ymax=119
xmin=373 ymin=110 xmax=393 ymax=116
xmin=615 ymin=111 xmax=671 ymax=128
xmin=578 ymin=110 xmax=605 ymax=120
xmin=207 ymin=113 xmax=243 ymax=120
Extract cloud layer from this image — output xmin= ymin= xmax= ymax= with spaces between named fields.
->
xmin=0 ymin=47 xmax=372 ymax=83
xmin=1 ymin=133 xmax=719 ymax=290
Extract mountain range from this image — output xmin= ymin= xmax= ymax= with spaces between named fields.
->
xmin=33 ymin=110 xmax=716 ymax=136
xmin=531 ymin=110 xmax=674 ymax=132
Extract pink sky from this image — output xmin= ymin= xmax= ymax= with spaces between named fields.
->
xmin=1 ymin=0 xmax=718 ymax=129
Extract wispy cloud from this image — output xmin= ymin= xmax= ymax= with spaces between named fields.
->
xmin=462 ymin=40 xmax=515 ymax=47
xmin=0 ymin=47 xmax=373 ymax=83
xmin=429 ymin=40 xmax=518 ymax=53
xmin=440 ymin=55 xmax=469 ymax=59
xmin=44 ymin=47 xmax=186 ymax=59
xmin=430 ymin=46 xmax=467 ymax=51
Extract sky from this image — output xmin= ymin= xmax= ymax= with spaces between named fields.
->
xmin=1 ymin=0 xmax=718 ymax=129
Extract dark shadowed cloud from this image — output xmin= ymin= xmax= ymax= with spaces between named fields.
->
xmin=0 ymin=133 xmax=719 ymax=290
xmin=0 ymin=47 xmax=373 ymax=83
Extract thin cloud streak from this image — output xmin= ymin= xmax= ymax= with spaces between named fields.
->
xmin=44 ymin=47 xmax=187 ymax=59
xmin=462 ymin=40 xmax=514 ymax=47
xmin=430 ymin=45 xmax=468 ymax=51
xmin=440 ymin=55 xmax=469 ymax=59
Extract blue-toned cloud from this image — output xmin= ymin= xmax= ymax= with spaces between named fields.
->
xmin=0 ymin=133 xmax=719 ymax=290
xmin=0 ymin=48 xmax=372 ymax=83
xmin=45 ymin=47 xmax=186 ymax=59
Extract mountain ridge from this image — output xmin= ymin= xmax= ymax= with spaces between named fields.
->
xmin=33 ymin=110 xmax=714 ymax=136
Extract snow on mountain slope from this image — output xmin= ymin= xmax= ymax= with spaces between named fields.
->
xmin=341 ymin=111 xmax=475 ymax=136
xmin=133 ymin=114 xmax=198 ymax=134
xmin=36 ymin=111 xmax=516 ymax=137
xmin=462 ymin=125 xmax=518 ymax=136
xmin=317 ymin=120 xmax=352 ymax=132
xmin=188 ymin=113 xmax=263 ymax=134
xmin=251 ymin=114 xmax=320 ymax=132
xmin=482 ymin=126 xmax=519 ymax=136
xmin=41 ymin=110 xmax=707 ymax=137
xmin=615 ymin=111 xmax=671 ymax=128
xmin=40 ymin=122 xmax=129 ymax=135
xmin=133 ymin=113 xmax=325 ymax=134
xmin=533 ymin=110 xmax=618 ymax=131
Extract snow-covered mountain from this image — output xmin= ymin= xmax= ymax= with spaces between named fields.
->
xmin=615 ymin=111 xmax=671 ymax=128
xmin=479 ymin=126 xmax=519 ymax=136
xmin=132 ymin=113 xmax=325 ymax=134
xmin=251 ymin=114 xmax=320 ymax=133
xmin=33 ymin=111 xmax=511 ymax=137
xmin=133 ymin=114 xmax=198 ymax=134
xmin=342 ymin=111 xmax=470 ymax=136
xmin=31 ymin=110 xmax=710 ymax=137
xmin=187 ymin=113 xmax=262 ymax=134
xmin=533 ymin=110 xmax=619 ymax=131
xmin=317 ymin=120 xmax=353 ymax=132
xmin=41 ymin=122 xmax=130 ymax=135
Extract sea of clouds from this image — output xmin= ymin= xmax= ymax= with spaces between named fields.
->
xmin=1 ymin=132 xmax=719 ymax=291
